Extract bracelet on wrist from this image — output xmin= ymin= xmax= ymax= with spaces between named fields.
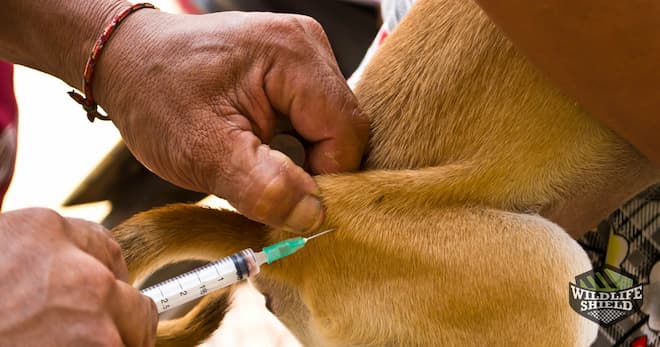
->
xmin=68 ymin=2 xmax=157 ymax=122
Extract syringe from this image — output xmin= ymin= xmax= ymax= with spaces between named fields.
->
xmin=140 ymin=228 xmax=334 ymax=314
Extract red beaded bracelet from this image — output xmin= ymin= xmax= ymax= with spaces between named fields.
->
xmin=68 ymin=3 xmax=156 ymax=122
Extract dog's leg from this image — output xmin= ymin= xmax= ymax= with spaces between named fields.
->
xmin=112 ymin=204 xmax=269 ymax=346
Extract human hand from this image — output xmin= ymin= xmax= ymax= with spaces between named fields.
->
xmin=95 ymin=10 xmax=369 ymax=233
xmin=0 ymin=208 xmax=157 ymax=346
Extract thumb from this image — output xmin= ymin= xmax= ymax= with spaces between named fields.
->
xmin=215 ymin=130 xmax=324 ymax=234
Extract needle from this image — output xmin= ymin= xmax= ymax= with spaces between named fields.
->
xmin=305 ymin=228 xmax=336 ymax=242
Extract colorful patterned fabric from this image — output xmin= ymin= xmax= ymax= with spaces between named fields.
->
xmin=580 ymin=188 xmax=660 ymax=346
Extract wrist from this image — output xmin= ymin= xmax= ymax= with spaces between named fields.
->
xmin=91 ymin=8 xmax=169 ymax=126
xmin=67 ymin=3 xmax=160 ymax=122
xmin=0 ymin=0 xmax=131 ymax=89
xmin=62 ymin=0 xmax=131 ymax=89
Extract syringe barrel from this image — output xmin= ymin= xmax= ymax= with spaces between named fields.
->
xmin=141 ymin=248 xmax=260 ymax=314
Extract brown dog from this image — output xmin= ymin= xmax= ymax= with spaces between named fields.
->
xmin=113 ymin=0 xmax=659 ymax=346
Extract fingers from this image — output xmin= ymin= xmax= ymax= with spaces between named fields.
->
xmin=291 ymin=76 xmax=369 ymax=174
xmin=1 ymin=208 xmax=150 ymax=346
xmin=64 ymin=218 xmax=129 ymax=282
xmin=68 ymin=224 xmax=156 ymax=347
xmin=215 ymin=14 xmax=367 ymax=231
xmin=109 ymin=280 xmax=158 ymax=347
xmin=219 ymin=129 xmax=324 ymax=234
xmin=263 ymin=19 xmax=370 ymax=175
xmin=100 ymin=11 xmax=370 ymax=234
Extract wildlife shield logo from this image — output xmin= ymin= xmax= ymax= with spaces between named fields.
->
xmin=569 ymin=265 xmax=644 ymax=326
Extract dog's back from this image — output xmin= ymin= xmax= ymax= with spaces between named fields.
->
xmin=113 ymin=0 xmax=658 ymax=346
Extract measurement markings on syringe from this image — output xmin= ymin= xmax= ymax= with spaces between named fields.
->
xmin=213 ymin=262 xmax=225 ymax=281
xmin=140 ymin=229 xmax=335 ymax=314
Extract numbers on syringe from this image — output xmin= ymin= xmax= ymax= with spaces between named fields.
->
xmin=179 ymin=290 xmax=188 ymax=296
xmin=200 ymin=284 xmax=208 ymax=295
xmin=160 ymin=298 xmax=170 ymax=311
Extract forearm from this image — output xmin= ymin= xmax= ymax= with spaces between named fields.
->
xmin=0 ymin=0 xmax=128 ymax=89
xmin=474 ymin=0 xmax=660 ymax=165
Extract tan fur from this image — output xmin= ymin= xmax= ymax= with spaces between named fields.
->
xmin=113 ymin=0 xmax=659 ymax=345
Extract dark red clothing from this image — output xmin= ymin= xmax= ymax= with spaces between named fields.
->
xmin=0 ymin=62 xmax=18 ymax=209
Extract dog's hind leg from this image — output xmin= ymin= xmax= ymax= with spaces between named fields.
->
xmin=112 ymin=203 xmax=269 ymax=346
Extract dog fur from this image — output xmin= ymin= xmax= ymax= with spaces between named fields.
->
xmin=113 ymin=0 xmax=659 ymax=346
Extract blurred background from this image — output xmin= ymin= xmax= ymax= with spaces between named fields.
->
xmin=5 ymin=0 xmax=380 ymax=346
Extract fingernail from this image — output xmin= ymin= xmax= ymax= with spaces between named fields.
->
xmin=284 ymin=195 xmax=324 ymax=234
